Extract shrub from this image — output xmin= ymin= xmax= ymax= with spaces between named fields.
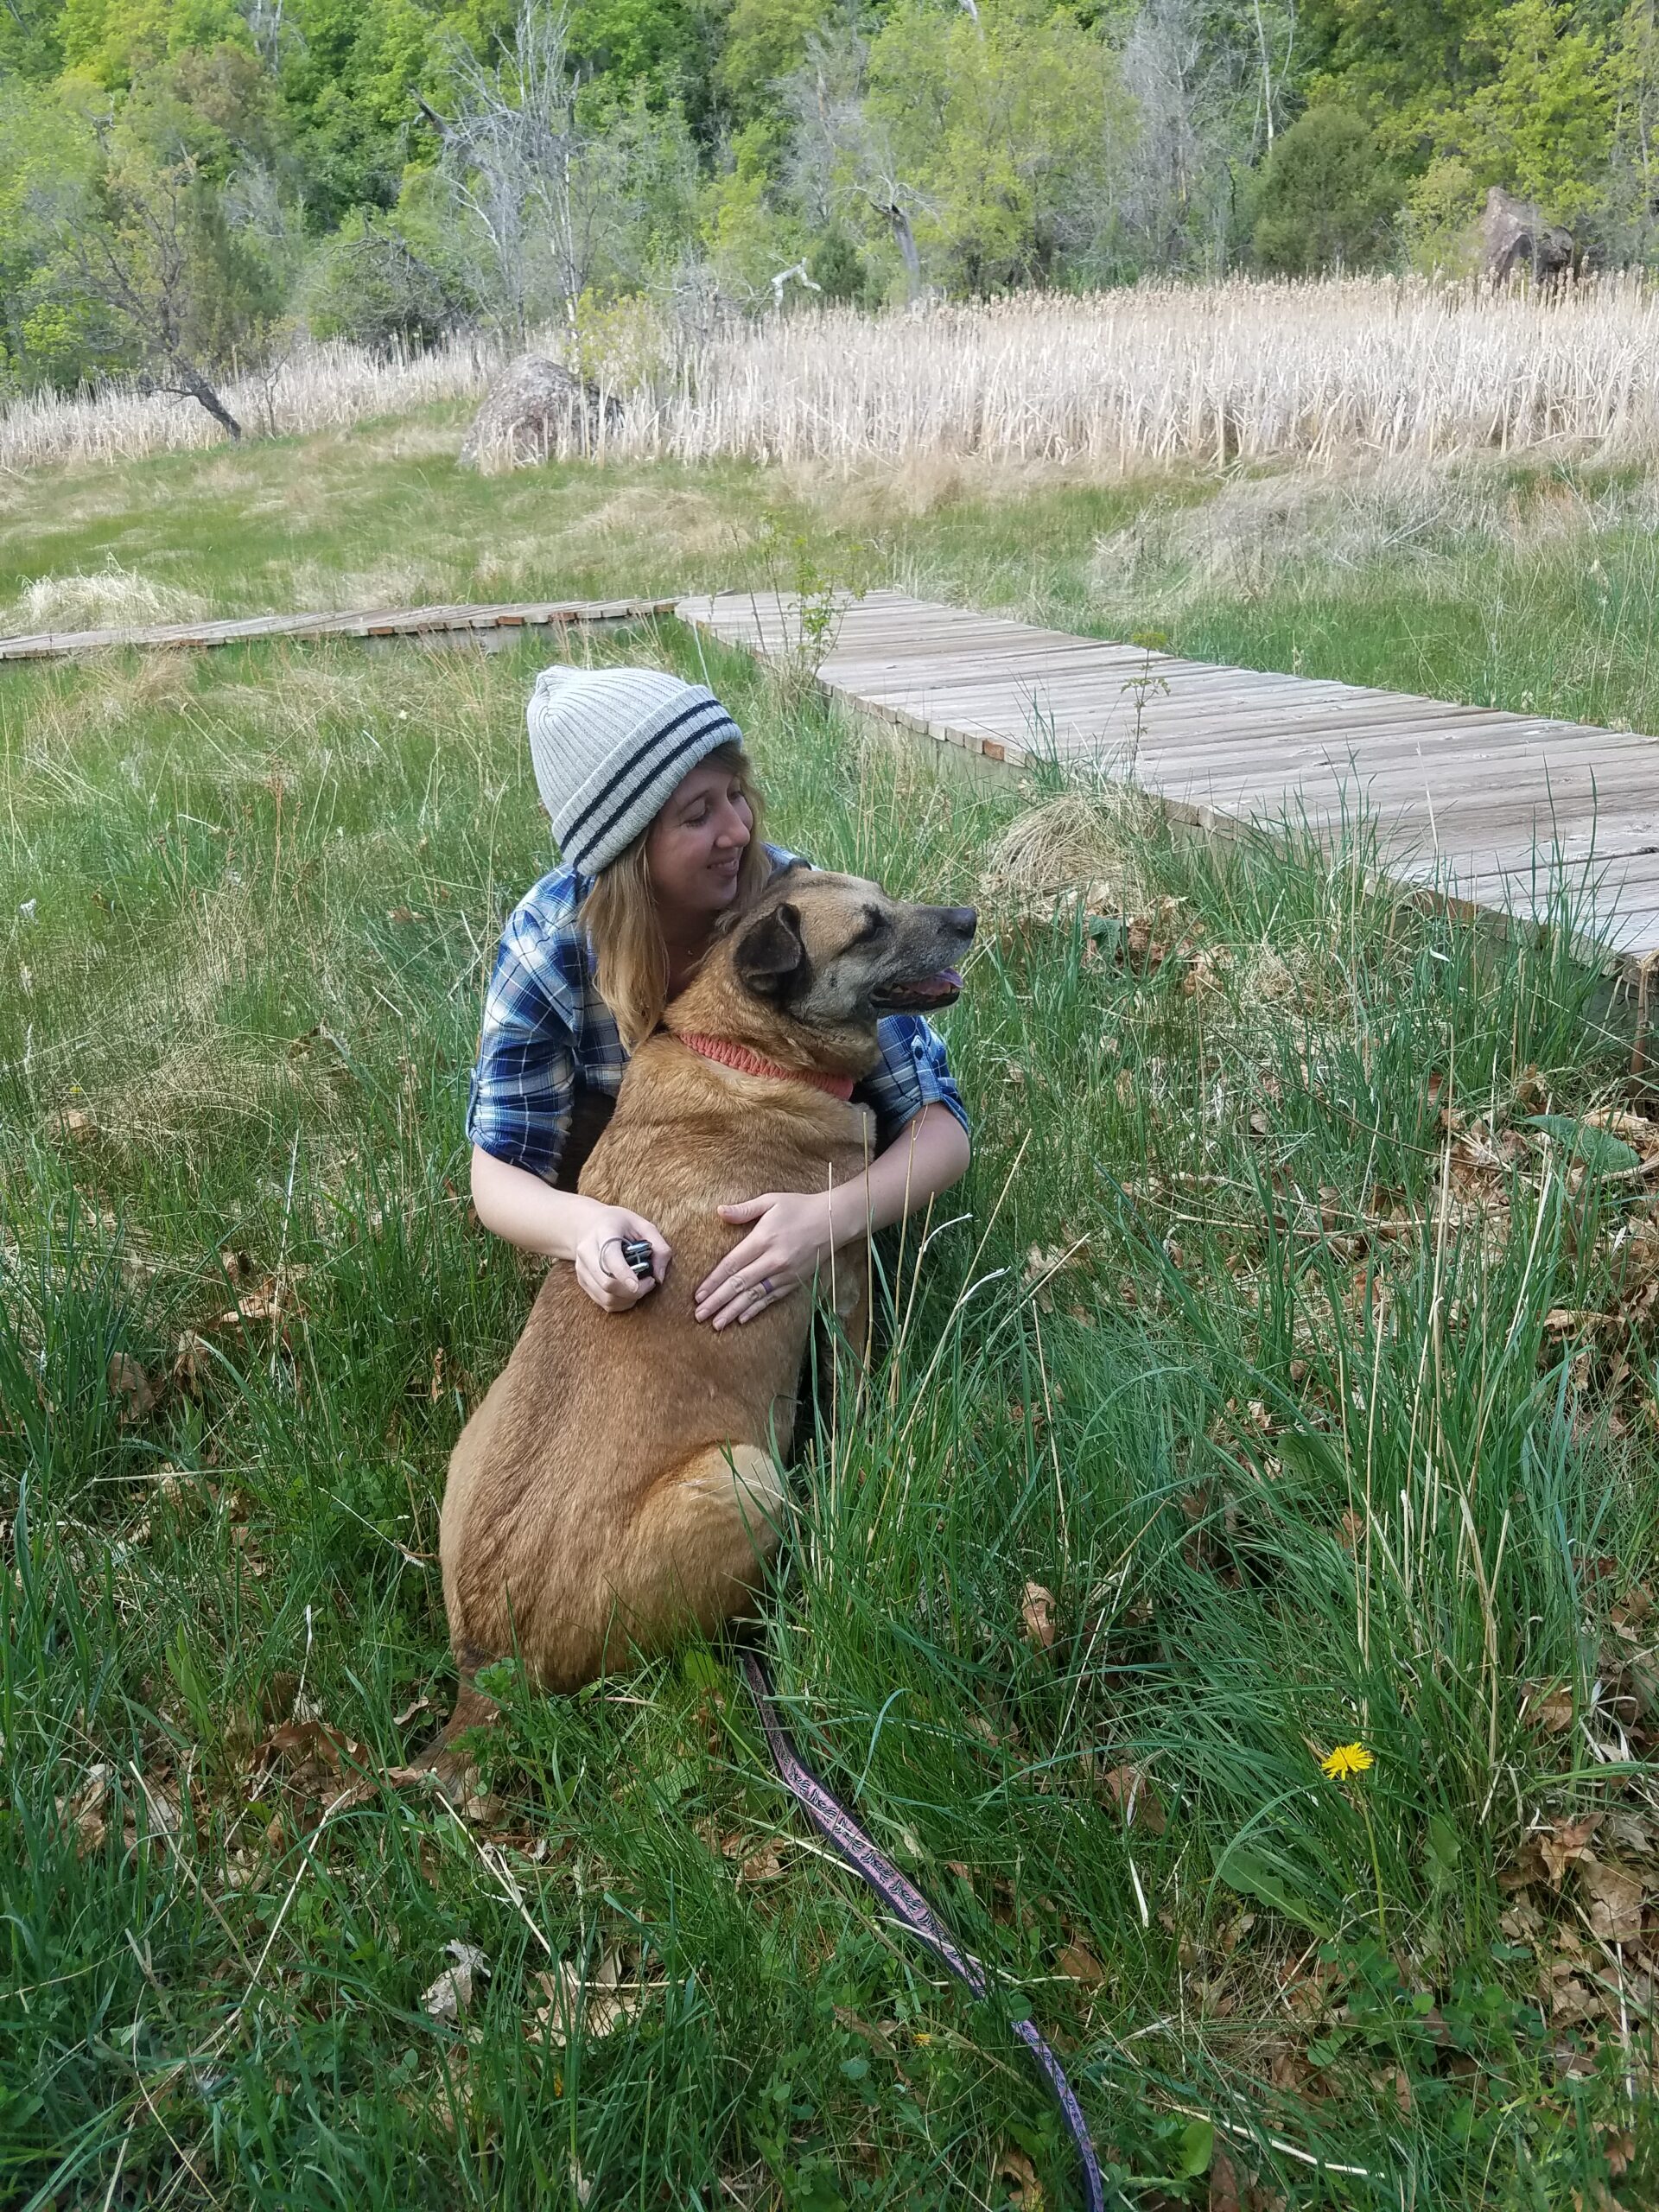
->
xmin=1253 ymin=106 xmax=1400 ymax=276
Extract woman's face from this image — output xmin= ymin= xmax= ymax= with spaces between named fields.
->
xmin=645 ymin=760 xmax=753 ymax=920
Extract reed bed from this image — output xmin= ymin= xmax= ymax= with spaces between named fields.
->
xmin=621 ymin=276 xmax=1659 ymax=470
xmin=0 ymin=329 xmax=508 ymax=473
xmin=11 ymin=276 xmax=1659 ymax=476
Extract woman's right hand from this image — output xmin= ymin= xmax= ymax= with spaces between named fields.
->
xmin=571 ymin=1200 xmax=672 ymax=1313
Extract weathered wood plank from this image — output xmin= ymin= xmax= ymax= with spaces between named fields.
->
xmin=682 ymin=588 xmax=1659 ymax=972
xmin=0 ymin=597 xmax=676 ymax=664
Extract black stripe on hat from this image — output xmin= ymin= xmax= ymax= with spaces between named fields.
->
xmin=569 ymin=691 xmax=728 ymax=832
xmin=565 ymin=698 xmax=741 ymax=864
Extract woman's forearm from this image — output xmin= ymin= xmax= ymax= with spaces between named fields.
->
xmin=471 ymin=1144 xmax=675 ymax=1311
xmin=470 ymin=1144 xmax=597 ymax=1261
xmin=825 ymin=1103 xmax=971 ymax=1249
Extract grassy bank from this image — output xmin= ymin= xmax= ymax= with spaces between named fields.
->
xmin=3 ymin=598 xmax=1658 ymax=2207
xmin=3 ymin=435 xmax=1659 ymax=2205
xmin=8 ymin=428 xmax=1659 ymax=746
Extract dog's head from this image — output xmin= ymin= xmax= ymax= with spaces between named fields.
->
xmin=679 ymin=866 xmax=976 ymax=1071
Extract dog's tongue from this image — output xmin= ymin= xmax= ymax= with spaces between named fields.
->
xmin=891 ymin=967 xmax=963 ymax=1007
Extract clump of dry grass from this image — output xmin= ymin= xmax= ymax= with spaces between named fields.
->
xmin=976 ymin=787 xmax=1164 ymax=919
xmin=7 ymin=560 xmax=212 ymax=635
xmin=631 ymin=277 xmax=1659 ymax=472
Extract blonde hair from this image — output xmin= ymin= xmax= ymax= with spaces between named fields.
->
xmin=579 ymin=741 xmax=772 ymax=1049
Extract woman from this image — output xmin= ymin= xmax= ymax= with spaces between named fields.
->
xmin=467 ymin=662 xmax=971 ymax=1332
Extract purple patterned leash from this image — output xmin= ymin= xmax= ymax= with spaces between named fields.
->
xmin=740 ymin=1649 xmax=1106 ymax=2212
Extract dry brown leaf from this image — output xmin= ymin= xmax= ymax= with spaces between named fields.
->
xmin=1054 ymin=1940 xmax=1106 ymax=1986
xmin=1579 ymin=1858 xmax=1647 ymax=1944
xmin=423 ymin=1940 xmax=489 ymax=2023
xmin=529 ymin=1947 xmax=651 ymax=2048
xmin=1507 ymin=1814 xmax=1604 ymax=1891
xmin=1020 ymin=1580 xmax=1058 ymax=1650
xmin=1603 ymin=1810 xmax=1656 ymax=1861
xmin=170 ymin=1332 xmax=213 ymax=1396
xmin=57 ymin=1763 xmax=112 ymax=1855
xmin=1209 ymin=2148 xmax=1243 ymax=2212
xmin=258 ymin=1718 xmax=373 ymax=1790
xmin=1585 ymin=1107 xmax=1659 ymax=1146
xmin=1268 ymin=2047 xmax=1315 ymax=2095
xmin=107 ymin=1353 xmax=157 ymax=1426
xmin=1102 ymin=1764 xmax=1166 ymax=1834
xmin=832 ymin=2005 xmax=892 ymax=2046
xmin=1528 ymin=1683 xmax=1575 ymax=1734
xmin=992 ymin=2145 xmax=1044 ymax=2208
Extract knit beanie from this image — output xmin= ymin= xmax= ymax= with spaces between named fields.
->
xmin=526 ymin=664 xmax=745 ymax=875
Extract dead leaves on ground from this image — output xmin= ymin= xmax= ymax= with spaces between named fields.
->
xmin=695 ymin=1818 xmax=787 ymax=1887
xmin=1020 ymin=1580 xmax=1058 ymax=1651
xmin=526 ymin=1943 xmax=664 ymax=2050
xmin=423 ymin=1939 xmax=490 ymax=2022
xmin=1498 ymin=1808 xmax=1659 ymax=2072
xmin=53 ymin=1760 xmax=181 ymax=1861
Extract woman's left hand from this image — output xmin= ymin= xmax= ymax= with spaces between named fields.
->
xmin=695 ymin=1192 xmax=836 ymax=1330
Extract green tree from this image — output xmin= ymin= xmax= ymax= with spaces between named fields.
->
xmin=715 ymin=0 xmax=832 ymax=126
xmin=54 ymin=139 xmax=289 ymax=430
xmin=568 ymin=0 xmax=724 ymax=134
xmin=0 ymin=0 xmax=69 ymax=81
xmin=852 ymin=0 xmax=1125 ymax=295
xmin=1457 ymin=0 xmax=1612 ymax=226
xmin=1252 ymin=103 xmax=1398 ymax=272
xmin=57 ymin=0 xmax=252 ymax=89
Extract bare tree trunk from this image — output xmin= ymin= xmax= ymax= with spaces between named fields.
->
xmin=1250 ymin=0 xmax=1275 ymax=144
xmin=877 ymin=200 xmax=924 ymax=301
xmin=164 ymin=357 xmax=245 ymax=438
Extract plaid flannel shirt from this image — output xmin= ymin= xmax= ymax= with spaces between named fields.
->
xmin=466 ymin=844 xmax=970 ymax=1183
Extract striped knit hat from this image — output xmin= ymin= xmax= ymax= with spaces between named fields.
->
xmin=526 ymin=664 xmax=745 ymax=875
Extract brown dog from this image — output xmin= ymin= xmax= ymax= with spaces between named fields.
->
xmin=432 ymin=868 xmax=976 ymax=1746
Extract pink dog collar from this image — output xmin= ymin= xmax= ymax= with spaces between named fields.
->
xmin=678 ymin=1033 xmax=856 ymax=1102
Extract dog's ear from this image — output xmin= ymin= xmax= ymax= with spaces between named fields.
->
xmin=734 ymin=900 xmax=805 ymax=996
xmin=712 ymin=858 xmax=809 ymax=940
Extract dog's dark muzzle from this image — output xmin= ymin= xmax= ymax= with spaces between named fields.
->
xmin=872 ymin=905 xmax=977 ymax=1012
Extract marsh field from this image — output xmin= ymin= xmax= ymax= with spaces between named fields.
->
xmin=4 ymin=398 xmax=1659 ymax=2209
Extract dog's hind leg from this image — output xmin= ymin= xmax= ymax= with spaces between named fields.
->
xmin=412 ymin=1644 xmax=501 ymax=1798
xmin=603 ymin=1444 xmax=787 ymax=1658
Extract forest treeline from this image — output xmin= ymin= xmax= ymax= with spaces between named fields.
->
xmin=4 ymin=0 xmax=1659 ymax=410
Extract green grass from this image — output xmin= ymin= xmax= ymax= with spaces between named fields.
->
xmin=3 ymin=434 xmax=1659 ymax=2207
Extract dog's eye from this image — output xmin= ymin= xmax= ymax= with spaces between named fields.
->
xmin=854 ymin=909 xmax=887 ymax=944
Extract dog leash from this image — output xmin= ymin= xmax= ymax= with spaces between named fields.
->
xmin=739 ymin=1649 xmax=1106 ymax=2212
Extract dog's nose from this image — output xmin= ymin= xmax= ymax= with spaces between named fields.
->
xmin=942 ymin=906 xmax=978 ymax=938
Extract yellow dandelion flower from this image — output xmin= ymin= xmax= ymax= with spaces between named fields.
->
xmin=1320 ymin=1741 xmax=1374 ymax=1780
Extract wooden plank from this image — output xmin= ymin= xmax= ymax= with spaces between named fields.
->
xmin=1147 ymin=739 xmax=1656 ymax=806
xmin=1179 ymin=741 xmax=1659 ymax=816
xmin=0 ymin=597 xmax=677 ymax=664
xmin=688 ymin=587 xmax=1659 ymax=981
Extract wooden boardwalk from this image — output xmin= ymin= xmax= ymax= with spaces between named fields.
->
xmin=0 ymin=597 xmax=674 ymax=665
xmin=680 ymin=588 xmax=1659 ymax=976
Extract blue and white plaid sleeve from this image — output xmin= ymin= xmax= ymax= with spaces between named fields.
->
xmin=857 ymin=1014 xmax=970 ymax=1151
xmin=465 ymin=906 xmax=582 ymax=1181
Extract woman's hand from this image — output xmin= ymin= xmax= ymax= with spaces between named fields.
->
xmin=572 ymin=1199 xmax=672 ymax=1313
xmin=695 ymin=1192 xmax=836 ymax=1331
